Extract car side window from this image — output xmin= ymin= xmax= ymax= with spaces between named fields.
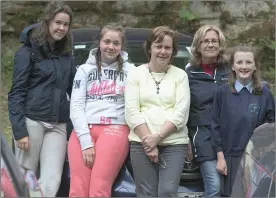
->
xmin=126 ymin=42 xmax=191 ymax=69
xmin=73 ymin=43 xmax=95 ymax=67
xmin=172 ymin=47 xmax=191 ymax=70
xmin=73 ymin=42 xmax=191 ymax=71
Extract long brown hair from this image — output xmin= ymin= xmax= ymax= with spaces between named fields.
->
xmin=95 ymin=24 xmax=125 ymax=82
xmin=190 ymin=24 xmax=227 ymax=66
xmin=30 ymin=1 xmax=73 ymax=53
xmin=228 ymin=44 xmax=263 ymax=95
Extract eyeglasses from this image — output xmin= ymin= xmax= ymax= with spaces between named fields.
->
xmin=201 ymin=39 xmax=219 ymax=46
xmin=157 ymin=155 xmax=166 ymax=168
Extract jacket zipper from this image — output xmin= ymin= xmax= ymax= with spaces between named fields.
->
xmin=193 ymin=126 xmax=199 ymax=157
xmin=190 ymin=68 xmax=218 ymax=80
xmin=190 ymin=71 xmax=212 ymax=77
xmin=213 ymin=68 xmax=217 ymax=83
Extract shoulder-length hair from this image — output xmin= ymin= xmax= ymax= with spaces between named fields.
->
xmin=228 ymin=44 xmax=263 ymax=95
xmin=30 ymin=1 xmax=73 ymax=53
xmin=190 ymin=24 xmax=227 ymax=66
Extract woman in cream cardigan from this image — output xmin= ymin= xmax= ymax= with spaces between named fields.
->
xmin=125 ymin=26 xmax=190 ymax=197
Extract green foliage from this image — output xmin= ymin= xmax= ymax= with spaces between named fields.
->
xmin=258 ymin=38 xmax=275 ymax=73
xmin=178 ymin=1 xmax=197 ymax=22
xmin=263 ymin=67 xmax=275 ymax=83
xmin=0 ymin=39 xmax=20 ymax=145
xmin=178 ymin=1 xmax=200 ymax=34
xmin=1 ymin=40 xmax=21 ymax=89
xmin=179 ymin=7 xmax=197 ymax=21
xmin=260 ymin=42 xmax=275 ymax=96
xmin=259 ymin=39 xmax=276 ymax=50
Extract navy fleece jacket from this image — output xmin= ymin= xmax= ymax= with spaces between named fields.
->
xmin=211 ymin=83 xmax=275 ymax=157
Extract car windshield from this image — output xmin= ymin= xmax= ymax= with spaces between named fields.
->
xmin=231 ymin=123 xmax=275 ymax=198
xmin=73 ymin=42 xmax=191 ymax=70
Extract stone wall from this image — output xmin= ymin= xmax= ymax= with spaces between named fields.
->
xmin=1 ymin=1 xmax=274 ymax=40
xmin=189 ymin=1 xmax=273 ymax=39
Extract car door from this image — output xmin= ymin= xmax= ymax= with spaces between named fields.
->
xmin=1 ymin=132 xmax=43 ymax=197
xmin=1 ymin=132 xmax=29 ymax=197
xmin=231 ymin=123 xmax=275 ymax=197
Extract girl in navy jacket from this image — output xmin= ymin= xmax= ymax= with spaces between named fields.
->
xmin=8 ymin=2 xmax=75 ymax=196
xmin=211 ymin=44 xmax=275 ymax=196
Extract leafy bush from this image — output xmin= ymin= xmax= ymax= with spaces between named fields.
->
xmin=1 ymin=40 xmax=21 ymax=89
xmin=1 ymin=38 xmax=21 ymax=145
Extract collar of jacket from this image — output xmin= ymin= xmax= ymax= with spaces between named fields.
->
xmin=186 ymin=63 xmax=230 ymax=81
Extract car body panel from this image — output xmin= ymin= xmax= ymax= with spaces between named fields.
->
xmin=231 ymin=123 xmax=275 ymax=197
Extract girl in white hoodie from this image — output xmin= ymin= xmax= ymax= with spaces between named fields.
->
xmin=68 ymin=24 xmax=135 ymax=197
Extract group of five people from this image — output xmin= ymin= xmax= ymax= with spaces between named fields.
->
xmin=8 ymin=1 xmax=275 ymax=197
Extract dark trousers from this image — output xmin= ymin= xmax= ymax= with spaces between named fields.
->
xmin=130 ymin=143 xmax=187 ymax=197
xmin=220 ymin=156 xmax=243 ymax=197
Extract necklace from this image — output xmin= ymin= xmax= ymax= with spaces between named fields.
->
xmin=148 ymin=66 xmax=167 ymax=94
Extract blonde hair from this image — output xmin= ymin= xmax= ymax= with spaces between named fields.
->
xmin=190 ymin=24 xmax=227 ymax=66
xmin=228 ymin=44 xmax=263 ymax=95
xmin=95 ymin=23 xmax=125 ymax=82
xmin=144 ymin=26 xmax=178 ymax=63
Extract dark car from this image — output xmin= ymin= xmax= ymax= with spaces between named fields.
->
xmin=71 ymin=27 xmax=193 ymax=68
xmin=56 ymin=27 xmax=204 ymax=197
xmin=231 ymin=122 xmax=275 ymax=198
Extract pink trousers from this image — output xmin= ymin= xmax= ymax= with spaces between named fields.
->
xmin=68 ymin=125 xmax=129 ymax=197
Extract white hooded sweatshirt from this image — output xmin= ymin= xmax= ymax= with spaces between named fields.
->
xmin=70 ymin=48 xmax=136 ymax=150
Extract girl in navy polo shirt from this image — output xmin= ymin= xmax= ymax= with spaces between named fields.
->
xmin=211 ymin=44 xmax=275 ymax=197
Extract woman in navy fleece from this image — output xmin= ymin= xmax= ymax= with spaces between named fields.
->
xmin=211 ymin=44 xmax=275 ymax=197
xmin=186 ymin=24 xmax=229 ymax=197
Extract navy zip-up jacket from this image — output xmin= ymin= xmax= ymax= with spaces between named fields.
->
xmin=8 ymin=23 xmax=76 ymax=140
xmin=186 ymin=63 xmax=229 ymax=162
xmin=211 ymin=84 xmax=275 ymax=157
xmin=186 ymin=64 xmax=229 ymax=127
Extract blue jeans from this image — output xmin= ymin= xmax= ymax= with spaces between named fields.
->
xmin=200 ymin=160 xmax=220 ymax=197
